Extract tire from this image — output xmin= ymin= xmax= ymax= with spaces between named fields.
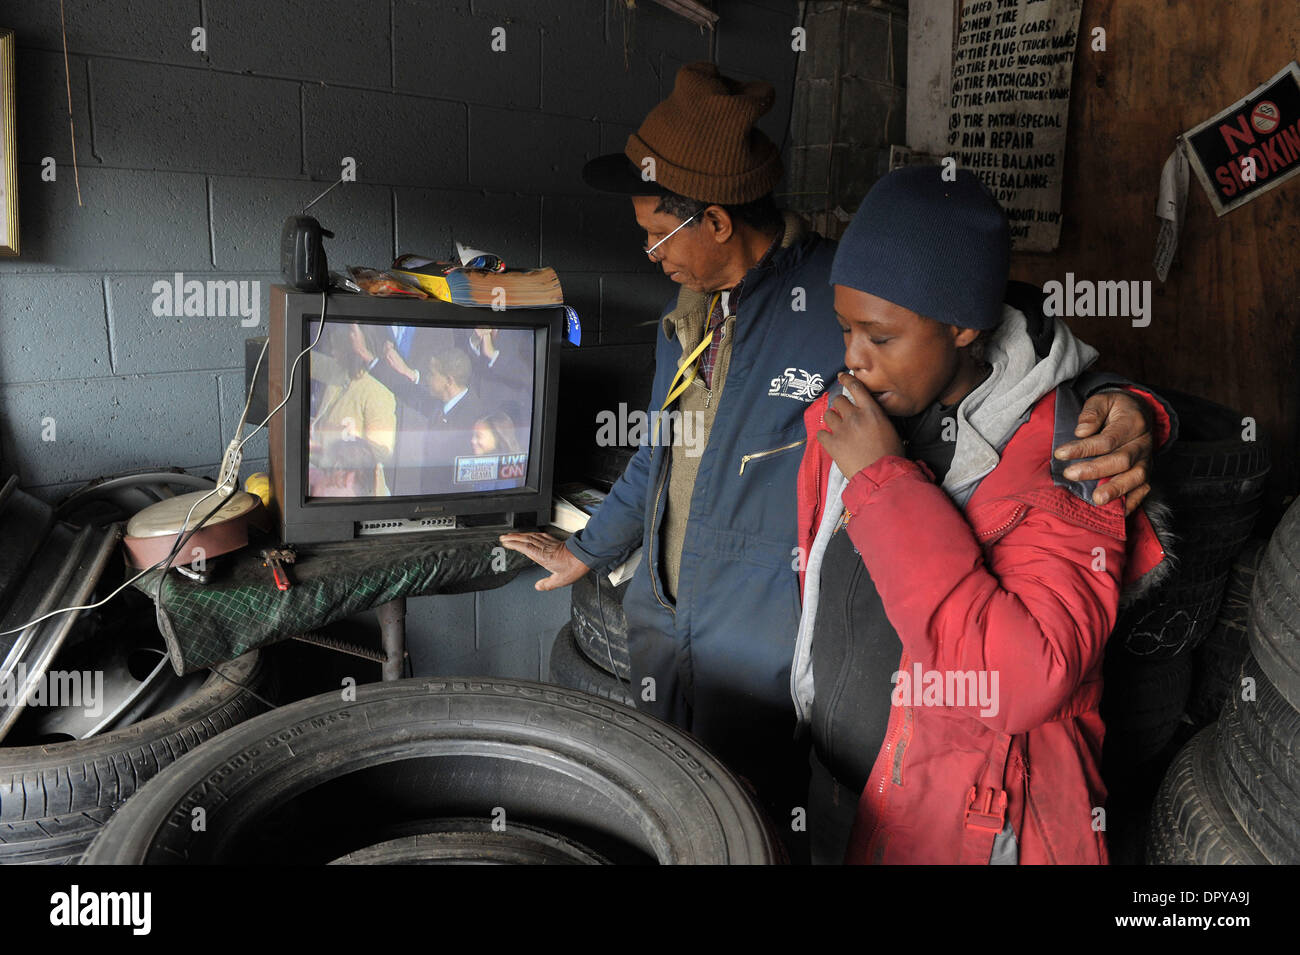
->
xmin=548 ymin=624 xmax=635 ymax=707
xmin=1249 ymin=497 xmax=1300 ymax=710
xmin=1155 ymin=390 xmax=1270 ymax=505
xmin=0 ymin=649 xmax=271 ymax=864
xmin=81 ymin=678 xmax=781 ymax=865
xmin=570 ymin=570 xmax=630 ymax=679
xmin=1101 ymin=650 xmax=1193 ymax=768
xmin=328 ymin=819 xmax=610 ymax=865
xmin=1215 ymin=656 xmax=1300 ymax=864
xmin=1188 ymin=540 xmax=1266 ymax=726
xmin=1231 ymin=654 xmax=1300 ymax=799
xmin=1114 ymin=561 xmax=1233 ymax=660
xmin=1146 ymin=726 xmax=1268 ymax=865
xmin=1111 ymin=389 xmax=1269 ymax=659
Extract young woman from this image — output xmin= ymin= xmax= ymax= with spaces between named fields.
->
xmin=793 ymin=166 xmax=1169 ymax=864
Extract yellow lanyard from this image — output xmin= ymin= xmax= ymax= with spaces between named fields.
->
xmin=661 ymin=292 xmax=723 ymax=412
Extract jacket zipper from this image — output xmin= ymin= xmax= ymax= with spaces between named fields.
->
xmin=863 ymin=651 xmax=911 ymax=861
xmin=976 ymin=503 xmax=1028 ymax=543
xmin=647 ymin=447 xmax=675 ymax=614
xmin=738 ymin=438 xmax=806 ymax=476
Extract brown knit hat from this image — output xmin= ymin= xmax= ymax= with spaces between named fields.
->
xmin=582 ymin=61 xmax=782 ymax=205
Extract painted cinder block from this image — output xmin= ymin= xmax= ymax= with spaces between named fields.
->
xmin=0 ymin=372 xmax=222 ymax=487
xmin=600 ymin=273 xmax=672 ymax=346
xmin=393 ymin=0 xmax=542 ymax=111
xmin=108 ymin=273 xmax=279 ymax=375
xmin=304 ymin=86 xmax=467 ymax=189
xmin=395 ymin=187 xmax=540 ymax=268
xmin=205 ymin=0 xmax=391 ymax=88
xmin=542 ymin=26 xmax=661 ymax=126
xmin=468 ymin=105 xmax=600 ymax=195
xmin=0 ymin=274 xmax=110 ymax=384
xmin=209 ymin=176 xmax=394 ymax=273
xmin=15 ymin=49 xmax=94 ymax=165
xmin=0 ymin=167 xmax=211 ymax=273
xmin=217 ymin=371 xmax=269 ymax=463
xmin=5 ymin=1 xmax=205 ymax=65
xmin=715 ymin=0 xmax=799 ymax=93
xmin=402 ymin=590 xmax=479 ymax=670
xmin=92 ymin=59 xmax=300 ymax=176
xmin=541 ymin=194 xmax=657 ymax=274
xmin=474 ymin=564 xmax=570 ymax=651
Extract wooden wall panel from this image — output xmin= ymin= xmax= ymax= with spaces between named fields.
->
xmin=1006 ymin=0 xmax=1300 ymax=523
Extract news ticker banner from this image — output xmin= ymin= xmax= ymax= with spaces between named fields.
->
xmin=455 ymin=452 xmax=527 ymax=485
xmin=946 ymin=0 xmax=1084 ymax=252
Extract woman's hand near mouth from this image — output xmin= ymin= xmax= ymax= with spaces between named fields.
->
xmin=816 ymin=371 xmax=905 ymax=479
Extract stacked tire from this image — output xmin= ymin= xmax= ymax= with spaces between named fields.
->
xmin=547 ymin=568 xmax=634 ymax=706
xmin=0 ymin=649 xmax=272 ymax=863
xmin=82 ymin=678 xmax=782 ymax=864
xmin=0 ymin=472 xmax=275 ymax=864
xmin=1147 ymin=494 xmax=1300 ymax=864
xmin=1110 ymin=391 xmax=1270 ymax=659
xmin=1188 ymin=540 xmax=1266 ymax=727
xmin=1100 ymin=390 xmax=1269 ymax=863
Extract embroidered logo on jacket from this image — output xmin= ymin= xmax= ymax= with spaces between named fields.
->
xmin=768 ymin=367 xmax=825 ymax=402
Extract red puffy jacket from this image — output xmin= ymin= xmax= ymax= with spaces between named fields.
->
xmin=795 ymin=387 xmax=1168 ymax=864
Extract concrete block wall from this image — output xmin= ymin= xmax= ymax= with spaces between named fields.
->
xmin=785 ymin=0 xmax=908 ymax=240
xmin=0 ymin=0 xmax=803 ymax=679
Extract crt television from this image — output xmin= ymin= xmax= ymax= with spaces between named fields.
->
xmin=268 ymin=285 xmax=562 ymax=544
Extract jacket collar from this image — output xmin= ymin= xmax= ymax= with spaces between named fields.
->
xmin=661 ymin=209 xmax=813 ymax=341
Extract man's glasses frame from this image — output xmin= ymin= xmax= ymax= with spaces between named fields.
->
xmin=643 ymin=207 xmax=706 ymax=262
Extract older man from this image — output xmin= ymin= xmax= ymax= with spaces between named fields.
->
xmin=501 ymin=62 xmax=1166 ymax=825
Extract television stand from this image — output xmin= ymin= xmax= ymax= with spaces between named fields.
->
xmin=136 ymin=527 xmax=566 ymax=680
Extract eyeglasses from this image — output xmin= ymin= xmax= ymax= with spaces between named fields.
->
xmin=643 ymin=208 xmax=704 ymax=262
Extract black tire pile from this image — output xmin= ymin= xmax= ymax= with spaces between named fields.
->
xmin=1147 ymin=495 xmax=1300 ymax=864
xmin=548 ymin=569 xmax=634 ymax=707
xmin=0 ymin=650 xmax=272 ymax=864
xmin=82 ymin=678 xmax=781 ymax=864
xmin=1099 ymin=390 xmax=1271 ymax=863
xmin=0 ymin=474 xmax=275 ymax=864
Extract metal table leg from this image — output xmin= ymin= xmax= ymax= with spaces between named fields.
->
xmin=375 ymin=597 xmax=407 ymax=681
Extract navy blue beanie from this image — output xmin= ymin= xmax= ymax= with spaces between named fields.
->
xmin=829 ymin=166 xmax=1010 ymax=330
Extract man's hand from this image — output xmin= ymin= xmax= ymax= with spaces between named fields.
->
xmin=815 ymin=371 xmax=905 ymax=479
xmin=348 ymin=323 xmax=375 ymax=364
xmin=498 ymin=532 xmax=590 ymax=591
xmin=474 ymin=327 xmax=499 ymax=362
xmin=1053 ymin=390 xmax=1154 ymax=515
xmin=382 ymin=340 xmax=418 ymax=382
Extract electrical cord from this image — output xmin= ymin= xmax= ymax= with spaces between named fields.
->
xmin=137 ymin=643 xmax=277 ymax=711
xmin=594 ymin=571 xmax=631 ymax=692
xmin=0 ymin=290 xmax=329 ymax=639
xmin=153 ymin=290 xmax=327 ymax=649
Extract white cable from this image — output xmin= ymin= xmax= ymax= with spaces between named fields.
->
xmin=0 ymin=290 xmax=329 ymax=637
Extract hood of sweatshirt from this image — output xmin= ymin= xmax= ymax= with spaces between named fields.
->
xmin=944 ymin=304 xmax=1097 ymax=506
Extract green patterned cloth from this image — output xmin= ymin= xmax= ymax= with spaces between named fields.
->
xmin=136 ymin=531 xmax=535 ymax=674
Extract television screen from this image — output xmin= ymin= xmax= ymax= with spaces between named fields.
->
xmin=304 ymin=319 xmax=535 ymax=500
